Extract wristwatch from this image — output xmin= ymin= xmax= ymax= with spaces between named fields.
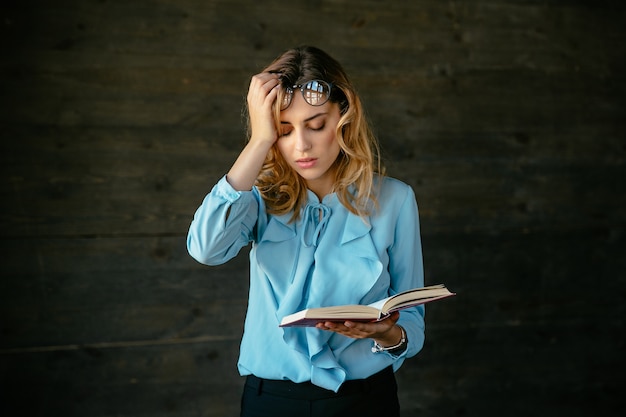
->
xmin=371 ymin=325 xmax=407 ymax=355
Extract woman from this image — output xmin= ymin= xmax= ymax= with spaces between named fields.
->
xmin=187 ymin=46 xmax=425 ymax=417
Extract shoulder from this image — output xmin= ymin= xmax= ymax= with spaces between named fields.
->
xmin=374 ymin=174 xmax=416 ymax=203
xmin=370 ymin=176 xmax=418 ymax=228
xmin=369 ymin=174 xmax=419 ymax=223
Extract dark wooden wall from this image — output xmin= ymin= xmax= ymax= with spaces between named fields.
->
xmin=1 ymin=1 xmax=625 ymax=416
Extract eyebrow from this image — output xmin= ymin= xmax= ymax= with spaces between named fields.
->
xmin=281 ymin=112 xmax=328 ymax=125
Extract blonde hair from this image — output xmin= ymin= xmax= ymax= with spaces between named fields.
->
xmin=247 ymin=46 xmax=384 ymax=221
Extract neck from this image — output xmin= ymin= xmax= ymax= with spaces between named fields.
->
xmin=307 ymin=182 xmax=332 ymax=201
xmin=305 ymin=171 xmax=336 ymax=201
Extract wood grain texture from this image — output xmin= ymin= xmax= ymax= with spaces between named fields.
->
xmin=1 ymin=0 xmax=625 ymax=416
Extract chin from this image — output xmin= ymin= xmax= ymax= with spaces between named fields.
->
xmin=298 ymin=172 xmax=321 ymax=181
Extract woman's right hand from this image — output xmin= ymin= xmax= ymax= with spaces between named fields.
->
xmin=247 ymin=72 xmax=282 ymax=146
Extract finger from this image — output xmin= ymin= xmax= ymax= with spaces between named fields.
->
xmin=346 ymin=320 xmax=392 ymax=338
xmin=320 ymin=321 xmax=343 ymax=330
xmin=264 ymin=80 xmax=281 ymax=104
xmin=250 ymin=72 xmax=281 ymax=90
xmin=318 ymin=321 xmax=355 ymax=335
xmin=248 ymin=75 xmax=281 ymax=107
xmin=337 ymin=322 xmax=371 ymax=338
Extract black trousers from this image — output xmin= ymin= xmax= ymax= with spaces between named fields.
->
xmin=240 ymin=366 xmax=400 ymax=417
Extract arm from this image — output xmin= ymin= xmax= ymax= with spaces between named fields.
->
xmin=187 ymin=72 xmax=282 ymax=265
xmin=227 ymin=72 xmax=281 ymax=191
xmin=385 ymin=185 xmax=425 ymax=357
xmin=187 ymin=176 xmax=258 ymax=265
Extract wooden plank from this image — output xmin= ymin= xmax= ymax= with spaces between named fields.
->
xmin=0 ymin=341 xmax=244 ymax=417
xmin=0 ymin=236 xmax=250 ymax=348
xmin=397 ymin=322 xmax=626 ymax=416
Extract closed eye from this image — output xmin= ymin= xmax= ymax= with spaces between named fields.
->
xmin=309 ymin=123 xmax=325 ymax=131
xmin=280 ymin=127 xmax=293 ymax=137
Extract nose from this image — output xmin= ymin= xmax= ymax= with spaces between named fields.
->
xmin=294 ymin=129 xmax=312 ymax=152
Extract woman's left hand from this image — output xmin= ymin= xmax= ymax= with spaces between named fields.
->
xmin=316 ymin=311 xmax=403 ymax=347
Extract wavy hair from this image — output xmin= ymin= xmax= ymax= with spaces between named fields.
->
xmin=246 ymin=46 xmax=384 ymax=221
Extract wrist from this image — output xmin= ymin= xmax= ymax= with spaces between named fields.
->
xmin=227 ymin=138 xmax=274 ymax=191
xmin=371 ymin=325 xmax=407 ymax=354
xmin=376 ymin=325 xmax=402 ymax=347
xmin=248 ymin=133 xmax=277 ymax=148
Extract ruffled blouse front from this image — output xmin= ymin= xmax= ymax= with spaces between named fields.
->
xmin=187 ymin=175 xmax=425 ymax=392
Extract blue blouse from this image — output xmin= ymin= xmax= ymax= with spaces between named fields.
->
xmin=187 ymin=175 xmax=425 ymax=392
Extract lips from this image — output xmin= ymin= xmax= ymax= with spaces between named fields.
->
xmin=296 ymin=158 xmax=317 ymax=169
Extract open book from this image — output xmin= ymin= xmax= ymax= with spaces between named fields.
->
xmin=280 ymin=284 xmax=455 ymax=327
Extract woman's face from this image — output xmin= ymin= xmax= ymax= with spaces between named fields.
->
xmin=277 ymin=92 xmax=342 ymax=199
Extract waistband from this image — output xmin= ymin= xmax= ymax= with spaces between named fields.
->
xmin=244 ymin=366 xmax=395 ymax=400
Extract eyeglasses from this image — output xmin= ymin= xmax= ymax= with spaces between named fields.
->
xmin=280 ymin=80 xmax=333 ymax=110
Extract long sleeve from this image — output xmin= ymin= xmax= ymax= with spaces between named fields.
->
xmin=187 ymin=176 xmax=259 ymax=266
xmin=387 ymin=184 xmax=426 ymax=360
